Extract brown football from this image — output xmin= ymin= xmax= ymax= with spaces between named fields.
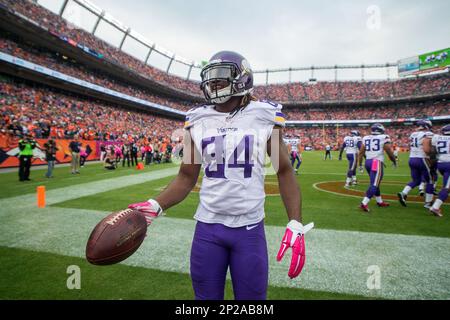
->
xmin=86 ymin=208 xmax=147 ymax=265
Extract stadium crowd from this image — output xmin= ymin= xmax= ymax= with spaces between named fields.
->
xmin=253 ymin=75 xmax=449 ymax=102
xmin=2 ymin=75 xmax=448 ymax=154
xmin=283 ymin=100 xmax=449 ymax=121
xmin=0 ymin=0 xmax=203 ymax=95
xmin=284 ymin=124 xmax=447 ymax=150
xmin=1 ymin=0 xmax=449 ymax=105
xmin=0 ymin=77 xmax=183 ymax=143
xmin=0 ymin=33 xmax=193 ymax=111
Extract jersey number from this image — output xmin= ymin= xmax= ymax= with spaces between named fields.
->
xmin=365 ymin=139 xmax=381 ymax=152
xmin=202 ymin=135 xmax=255 ymax=179
xmin=437 ymin=141 xmax=449 ymax=154
xmin=345 ymin=139 xmax=354 ymax=147
xmin=410 ymin=137 xmax=419 ymax=148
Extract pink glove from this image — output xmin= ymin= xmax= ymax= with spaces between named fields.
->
xmin=128 ymin=199 xmax=163 ymax=226
xmin=277 ymin=220 xmax=314 ymax=279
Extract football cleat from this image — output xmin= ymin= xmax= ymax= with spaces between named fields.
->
xmin=360 ymin=203 xmax=370 ymax=212
xmin=424 ymin=202 xmax=433 ymax=209
xmin=351 ymin=181 xmax=358 ymax=186
xmin=419 ymin=191 xmax=425 ymax=197
xmin=377 ymin=202 xmax=390 ymax=207
xmin=397 ymin=192 xmax=407 ymax=207
xmin=429 ymin=207 xmax=443 ymax=217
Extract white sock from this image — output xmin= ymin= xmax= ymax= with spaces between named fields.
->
xmin=425 ymin=193 xmax=434 ymax=203
xmin=346 ymin=178 xmax=351 ymax=185
xmin=352 ymin=176 xmax=357 ymax=181
xmin=432 ymin=199 xmax=443 ymax=210
xmin=402 ymin=186 xmax=412 ymax=195
xmin=362 ymin=197 xmax=370 ymax=205
xmin=376 ymin=196 xmax=383 ymax=203
xmin=419 ymin=183 xmax=425 ymax=192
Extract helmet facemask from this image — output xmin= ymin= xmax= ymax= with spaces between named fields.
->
xmin=200 ymin=61 xmax=253 ymax=104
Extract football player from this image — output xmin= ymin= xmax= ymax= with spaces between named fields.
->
xmin=288 ymin=135 xmax=302 ymax=174
xmin=324 ymin=143 xmax=332 ymax=160
xmin=424 ymin=124 xmax=450 ymax=217
xmin=339 ymin=130 xmax=362 ymax=187
xmin=397 ymin=120 xmax=435 ymax=209
xmin=127 ymin=51 xmax=314 ymax=300
xmin=358 ymin=123 xmax=397 ymax=212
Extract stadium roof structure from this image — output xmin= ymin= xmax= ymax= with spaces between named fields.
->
xmin=46 ymin=0 xmax=446 ymax=84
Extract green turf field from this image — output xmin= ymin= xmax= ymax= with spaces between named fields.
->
xmin=0 ymin=152 xmax=449 ymax=300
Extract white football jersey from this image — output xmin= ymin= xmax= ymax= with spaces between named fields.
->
xmin=362 ymin=134 xmax=391 ymax=161
xmin=343 ymin=135 xmax=362 ymax=154
xmin=289 ymin=138 xmax=300 ymax=152
xmin=431 ymin=134 xmax=450 ymax=163
xmin=409 ymin=131 xmax=433 ymax=158
xmin=185 ymin=100 xmax=285 ymax=228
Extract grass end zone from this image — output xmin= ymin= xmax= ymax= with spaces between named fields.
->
xmin=0 ymin=246 xmax=368 ymax=300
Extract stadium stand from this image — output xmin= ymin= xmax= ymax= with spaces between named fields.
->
xmin=0 ymin=0 xmax=449 ymax=159
xmin=1 ymin=76 xmax=182 ymax=142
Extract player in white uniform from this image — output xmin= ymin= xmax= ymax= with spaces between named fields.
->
xmin=424 ymin=124 xmax=450 ymax=217
xmin=127 ymin=51 xmax=313 ymax=300
xmin=288 ymin=136 xmax=302 ymax=174
xmin=397 ymin=120 xmax=435 ymax=208
xmin=358 ymin=123 xmax=397 ymax=212
xmin=339 ymin=130 xmax=362 ymax=187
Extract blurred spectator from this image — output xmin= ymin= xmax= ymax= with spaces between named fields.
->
xmin=43 ymin=138 xmax=57 ymax=178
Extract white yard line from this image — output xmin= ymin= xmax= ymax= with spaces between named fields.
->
xmin=313 ymin=181 xmax=450 ymax=205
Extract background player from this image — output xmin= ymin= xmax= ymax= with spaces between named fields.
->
xmin=288 ymin=135 xmax=302 ymax=174
xmin=424 ymin=124 xmax=450 ymax=217
xmin=358 ymin=123 xmax=397 ymax=212
xmin=127 ymin=51 xmax=314 ymax=300
xmin=324 ymin=143 xmax=332 ymax=160
xmin=339 ymin=130 xmax=362 ymax=187
xmin=397 ymin=120 xmax=434 ymax=209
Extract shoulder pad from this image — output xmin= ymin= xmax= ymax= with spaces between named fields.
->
xmin=184 ymin=105 xmax=211 ymax=129
xmin=252 ymin=100 xmax=285 ymax=127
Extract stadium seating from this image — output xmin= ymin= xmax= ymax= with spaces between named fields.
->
xmin=1 ymin=0 xmax=448 ymax=104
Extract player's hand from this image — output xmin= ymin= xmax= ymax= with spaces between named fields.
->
xmin=359 ymin=166 xmax=364 ymax=173
xmin=277 ymin=220 xmax=314 ymax=279
xmin=128 ymin=199 xmax=163 ymax=226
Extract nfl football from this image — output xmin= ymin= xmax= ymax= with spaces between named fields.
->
xmin=86 ymin=208 xmax=147 ymax=265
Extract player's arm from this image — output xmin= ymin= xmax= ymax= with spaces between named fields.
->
xmin=423 ymin=137 xmax=435 ymax=155
xmin=128 ymin=130 xmax=201 ymax=224
xmin=357 ymin=143 xmax=365 ymax=167
xmin=268 ymin=126 xmax=313 ymax=279
xmin=383 ymin=142 xmax=396 ymax=165
xmin=338 ymin=142 xmax=345 ymax=160
xmin=268 ymin=127 xmax=301 ymax=222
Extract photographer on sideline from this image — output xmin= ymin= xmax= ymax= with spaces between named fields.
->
xmin=18 ymin=133 xmax=36 ymax=181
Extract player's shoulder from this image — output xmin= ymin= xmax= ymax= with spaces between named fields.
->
xmin=249 ymin=99 xmax=283 ymax=111
xmin=247 ymin=100 xmax=285 ymax=127
xmin=184 ymin=104 xmax=214 ymax=129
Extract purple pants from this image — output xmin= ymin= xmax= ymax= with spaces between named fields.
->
xmin=347 ymin=153 xmax=357 ymax=178
xmin=291 ymin=152 xmax=301 ymax=169
xmin=437 ymin=162 xmax=450 ymax=202
xmin=190 ymin=220 xmax=268 ymax=300
xmin=365 ymin=159 xmax=383 ymax=198
xmin=408 ymin=158 xmax=434 ymax=194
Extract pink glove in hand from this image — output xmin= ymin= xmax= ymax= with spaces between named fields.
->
xmin=128 ymin=199 xmax=163 ymax=226
xmin=277 ymin=220 xmax=314 ymax=279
